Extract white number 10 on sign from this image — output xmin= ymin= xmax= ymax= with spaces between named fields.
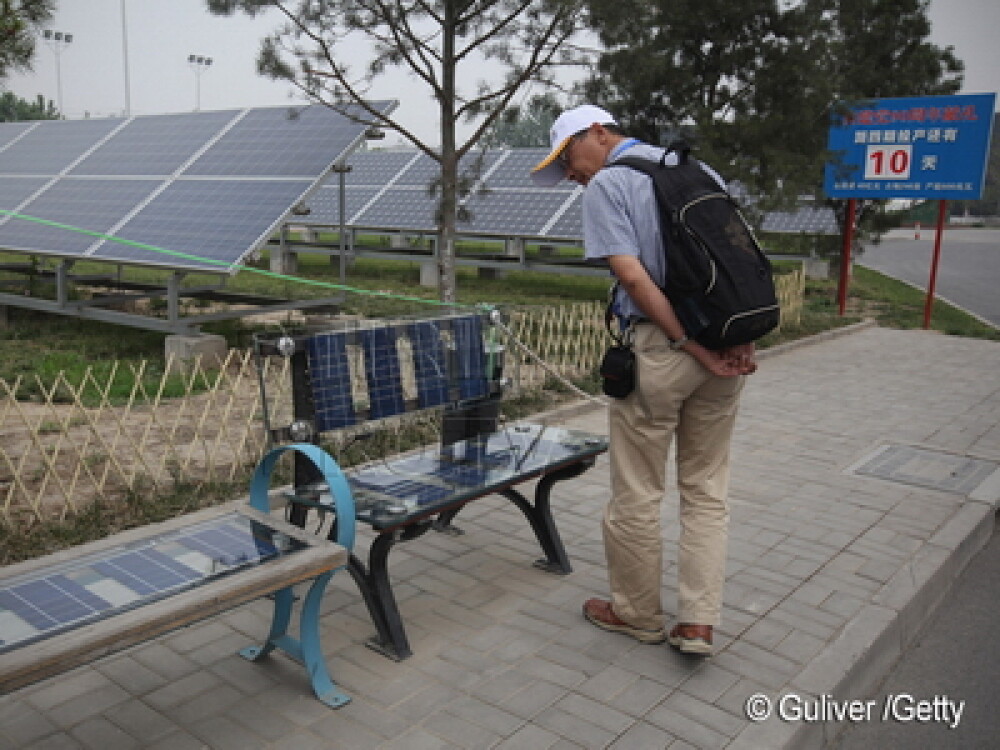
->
xmin=865 ymin=145 xmax=912 ymax=179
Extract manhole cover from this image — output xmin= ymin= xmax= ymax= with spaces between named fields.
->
xmin=850 ymin=444 xmax=998 ymax=494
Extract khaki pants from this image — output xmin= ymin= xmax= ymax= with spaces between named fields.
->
xmin=604 ymin=323 xmax=744 ymax=630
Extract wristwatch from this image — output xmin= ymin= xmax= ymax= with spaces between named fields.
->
xmin=668 ymin=335 xmax=689 ymax=351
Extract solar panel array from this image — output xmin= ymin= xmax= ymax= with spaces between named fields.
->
xmin=0 ymin=513 xmax=306 ymax=653
xmin=301 ymin=147 xmax=584 ymax=238
xmin=0 ymin=102 xmax=395 ymax=273
xmin=760 ymin=206 xmax=840 ymax=236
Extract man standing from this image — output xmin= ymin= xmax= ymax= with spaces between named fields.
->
xmin=530 ymin=104 xmax=756 ymax=654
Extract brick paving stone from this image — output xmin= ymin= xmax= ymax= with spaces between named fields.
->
xmin=493 ymin=723 xmax=562 ymax=749
xmin=307 ymin=710 xmax=387 ymax=749
xmin=607 ymin=720 xmax=677 ymax=749
xmin=69 ymin=716 xmax=139 ymax=750
xmin=263 ymin=731 xmax=333 ymax=750
xmin=23 ymin=732 xmax=82 ymax=750
xmin=499 ymin=680 xmax=570 ymax=721
xmin=143 ymin=670 xmax=225 ymax=712
xmin=104 ymin=699 xmax=178 ymax=745
xmin=533 ymin=705 xmax=618 ymax=748
xmin=22 ymin=669 xmax=113 ymax=713
xmin=187 ymin=715 xmax=267 ymax=750
xmin=644 ymin=704 xmax=732 ymax=749
xmin=0 ymin=699 xmax=61 ymax=748
xmin=677 ymin=663 xmax=741 ymax=705
xmin=144 ymin=730 xmax=205 ymax=750
xmin=129 ymin=643 xmax=201 ymax=682
xmin=421 ymin=709 xmax=505 ymax=749
xmin=46 ymin=683 xmax=130 ymax=731
xmin=661 ymin=690 xmax=746 ymax=738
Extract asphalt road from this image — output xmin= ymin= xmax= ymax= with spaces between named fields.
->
xmin=832 ymin=517 xmax=1000 ymax=749
xmin=858 ymin=227 xmax=1000 ymax=327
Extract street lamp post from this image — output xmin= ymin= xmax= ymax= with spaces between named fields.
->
xmin=42 ymin=30 xmax=73 ymax=116
xmin=188 ymin=55 xmax=213 ymax=111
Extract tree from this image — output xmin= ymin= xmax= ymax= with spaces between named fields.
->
xmin=0 ymin=91 xmax=58 ymax=121
xmin=583 ymin=0 xmax=963 ymax=214
xmin=0 ymin=0 xmax=56 ymax=79
xmin=485 ymin=92 xmax=562 ymax=147
xmin=207 ymin=0 xmax=585 ymax=302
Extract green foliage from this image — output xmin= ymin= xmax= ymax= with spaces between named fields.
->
xmin=0 ymin=91 xmax=58 ymax=121
xmin=0 ymin=0 xmax=56 ymax=79
xmin=486 ymin=93 xmax=563 ymax=148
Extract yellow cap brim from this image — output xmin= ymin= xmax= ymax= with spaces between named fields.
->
xmin=530 ymin=134 xmax=574 ymax=187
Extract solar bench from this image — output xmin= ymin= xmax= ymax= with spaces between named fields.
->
xmin=254 ymin=310 xmax=608 ymax=660
xmin=0 ymin=444 xmax=357 ymax=708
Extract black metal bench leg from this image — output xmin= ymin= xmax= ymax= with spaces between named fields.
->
xmin=348 ymin=526 xmax=436 ymax=661
xmin=499 ymin=459 xmax=594 ymax=575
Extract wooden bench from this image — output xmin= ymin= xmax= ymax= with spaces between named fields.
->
xmin=0 ymin=444 xmax=357 ymax=708
xmin=254 ymin=310 xmax=608 ymax=660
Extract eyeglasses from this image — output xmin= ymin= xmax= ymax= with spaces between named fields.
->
xmin=556 ymin=128 xmax=590 ymax=168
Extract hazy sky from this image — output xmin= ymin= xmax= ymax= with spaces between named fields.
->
xmin=4 ymin=0 xmax=999 ymax=148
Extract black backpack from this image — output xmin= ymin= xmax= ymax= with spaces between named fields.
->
xmin=613 ymin=145 xmax=780 ymax=349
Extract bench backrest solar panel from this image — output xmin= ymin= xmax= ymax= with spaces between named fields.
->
xmin=407 ymin=320 xmax=450 ymax=409
xmin=361 ymin=326 xmax=406 ymax=420
xmin=453 ymin=315 xmax=488 ymax=400
xmin=303 ymin=314 xmax=491 ymax=433
xmin=306 ymin=331 xmax=357 ymax=432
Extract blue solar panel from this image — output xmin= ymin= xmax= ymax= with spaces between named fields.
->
xmin=0 ymin=118 xmax=124 ymax=175
xmin=352 ymin=187 xmax=438 ymax=230
xmin=0 ymin=514 xmax=305 ymax=653
xmin=342 ymin=151 xmax=419 ymax=185
xmin=90 ymin=179 xmax=312 ymax=270
xmin=0 ymin=179 xmax=160 ymax=255
xmin=0 ymin=176 xmax=49 ymax=213
xmin=186 ymin=105 xmax=371 ymax=178
xmin=483 ymin=149 xmax=549 ymax=188
xmin=301 ymin=185 xmax=381 ymax=225
xmin=361 ymin=326 xmax=406 ymax=419
xmin=306 ymin=331 xmax=357 ymax=431
xmin=407 ymin=321 xmax=449 ymax=408
xmin=545 ymin=192 xmax=583 ymax=239
xmin=452 ymin=315 xmax=488 ymax=399
xmin=0 ymin=121 xmax=35 ymax=150
xmin=70 ymin=110 xmax=237 ymax=177
xmin=463 ymin=189 xmax=572 ymax=235
xmin=351 ymin=476 xmax=454 ymax=506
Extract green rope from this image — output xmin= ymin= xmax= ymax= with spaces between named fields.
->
xmin=0 ymin=209 xmax=481 ymax=310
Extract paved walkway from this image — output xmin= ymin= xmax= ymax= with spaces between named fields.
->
xmin=2 ymin=325 xmax=999 ymax=750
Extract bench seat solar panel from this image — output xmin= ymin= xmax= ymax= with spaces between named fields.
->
xmin=0 ymin=512 xmax=302 ymax=653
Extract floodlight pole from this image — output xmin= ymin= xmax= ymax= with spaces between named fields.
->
xmin=43 ymin=30 xmax=73 ymax=115
xmin=121 ymin=0 xmax=131 ymax=115
xmin=188 ymin=54 xmax=213 ymax=111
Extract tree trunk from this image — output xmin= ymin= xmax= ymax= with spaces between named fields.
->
xmin=437 ymin=3 xmax=458 ymax=304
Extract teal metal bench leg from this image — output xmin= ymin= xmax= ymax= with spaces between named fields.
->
xmin=238 ymin=571 xmax=350 ymax=708
xmin=239 ymin=442 xmax=357 ymax=707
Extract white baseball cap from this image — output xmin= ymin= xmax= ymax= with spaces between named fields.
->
xmin=530 ymin=104 xmax=617 ymax=187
